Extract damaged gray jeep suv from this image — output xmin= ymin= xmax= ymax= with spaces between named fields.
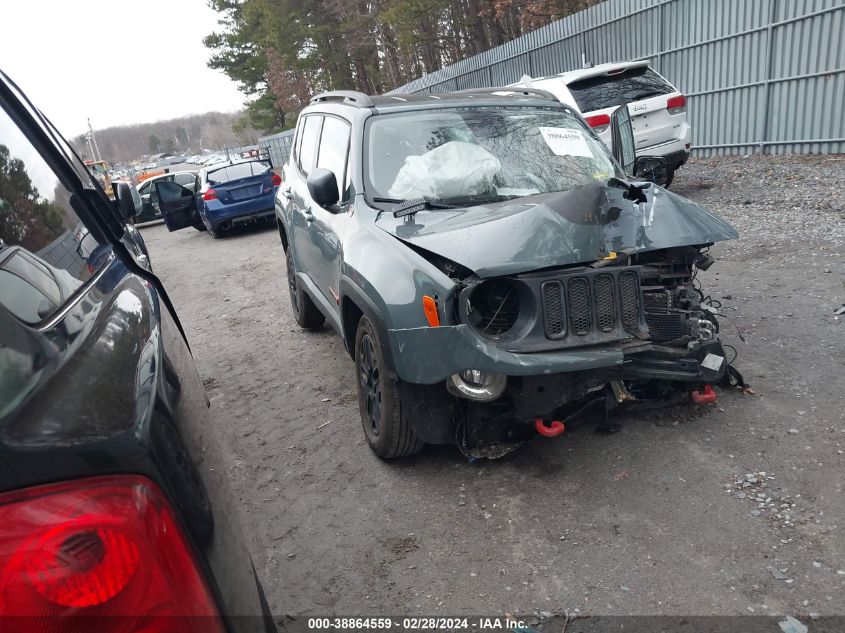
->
xmin=276 ymin=88 xmax=739 ymax=459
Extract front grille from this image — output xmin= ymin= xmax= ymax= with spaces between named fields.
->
xmin=619 ymin=271 xmax=641 ymax=333
xmin=536 ymin=269 xmax=643 ymax=344
xmin=594 ymin=275 xmax=616 ymax=332
xmin=541 ymin=281 xmax=565 ymax=338
xmin=567 ymin=278 xmax=591 ymax=335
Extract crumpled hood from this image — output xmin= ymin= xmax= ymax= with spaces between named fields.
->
xmin=375 ymin=182 xmax=739 ymax=277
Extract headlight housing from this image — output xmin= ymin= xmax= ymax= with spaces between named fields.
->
xmin=465 ymin=278 xmax=523 ymax=337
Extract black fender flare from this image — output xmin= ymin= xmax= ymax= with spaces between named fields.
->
xmin=339 ymin=275 xmax=397 ymax=376
xmin=274 ymin=201 xmax=289 ymax=250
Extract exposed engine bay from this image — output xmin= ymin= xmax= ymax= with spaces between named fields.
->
xmin=401 ymin=245 xmax=745 ymax=459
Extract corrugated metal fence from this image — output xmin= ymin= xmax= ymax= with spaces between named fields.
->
xmin=258 ymin=0 xmax=844 ymax=158
xmin=387 ymin=0 xmax=845 ymax=156
xmin=259 ymin=131 xmax=295 ymax=168
xmin=37 ymin=229 xmax=86 ymax=277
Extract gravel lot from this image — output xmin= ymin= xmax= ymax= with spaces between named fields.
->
xmin=142 ymin=154 xmax=844 ymax=620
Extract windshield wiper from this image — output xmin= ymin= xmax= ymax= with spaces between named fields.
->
xmin=440 ymin=193 xmax=521 ymax=206
xmin=371 ymin=197 xmax=403 ymax=204
xmin=389 ymin=198 xmax=457 ymax=218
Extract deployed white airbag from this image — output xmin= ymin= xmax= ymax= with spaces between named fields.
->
xmin=388 ymin=141 xmax=501 ymax=200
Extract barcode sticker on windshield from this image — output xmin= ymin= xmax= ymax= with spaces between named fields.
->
xmin=538 ymin=127 xmax=593 ymax=158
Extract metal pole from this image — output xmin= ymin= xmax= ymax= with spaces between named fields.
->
xmin=580 ymin=31 xmax=587 ymax=67
xmin=656 ymin=2 xmax=664 ymax=72
xmin=86 ymin=133 xmax=95 ymax=161
xmin=88 ymin=118 xmax=103 ymax=162
xmin=759 ymin=0 xmax=779 ymax=154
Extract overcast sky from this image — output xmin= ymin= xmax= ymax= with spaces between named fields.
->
xmin=0 ymin=0 xmax=246 ymax=138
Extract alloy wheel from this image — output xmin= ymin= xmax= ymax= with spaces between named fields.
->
xmin=358 ymin=334 xmax=381 ymax=435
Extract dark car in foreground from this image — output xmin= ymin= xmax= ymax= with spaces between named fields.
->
xmin=0 ymin=70 xmax=274 ymax=631
xmin=261 ymin=89 xmax=739 ymax=460
xmin=157 ymin=159 xmax=280 ymax=238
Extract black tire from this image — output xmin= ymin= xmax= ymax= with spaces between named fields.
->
xmin=209 ymin=225 xmax=223 ymax=239
xmin=192 ymin=215 xmax=207 ymax=231
xmin=285 ymin=247 xmax=325 ymax=329
xmin=355 ymin=317 xmax=423 ymax=459
xmin=662 ymin=168 xmax=675 ymax=189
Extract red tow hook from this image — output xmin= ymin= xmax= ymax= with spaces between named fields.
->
xmin=691 ymin=384 xmax=718 ymax=405
xmin=535 ymin=418 xmax=566 ymax=438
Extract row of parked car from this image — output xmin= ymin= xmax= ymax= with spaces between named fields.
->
xmin=184 ymin=153 xmax=229 ymax=166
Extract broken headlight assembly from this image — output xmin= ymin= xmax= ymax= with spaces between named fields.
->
xmin=463 ymin=278 xmax=535 ymax=339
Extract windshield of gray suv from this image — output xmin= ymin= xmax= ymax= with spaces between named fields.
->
xmin=365 ymin=106 xmax=620 ymax=205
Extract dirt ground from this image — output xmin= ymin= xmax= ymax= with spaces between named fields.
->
xmin=141 ymin=154 xmax=844 ymax=619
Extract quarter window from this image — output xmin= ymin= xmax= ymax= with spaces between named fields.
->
xmin=297 ymin=115 xmax=323 ymax=176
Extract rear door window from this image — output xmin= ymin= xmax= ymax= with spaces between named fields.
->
xmin=316 ymin=116 xmax=351 ymax=201
xmin=567 ymin=67 xmax=674 ymax=112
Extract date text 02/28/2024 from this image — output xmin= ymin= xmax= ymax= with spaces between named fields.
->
xmin=307 ymin=618 xmax=528 ymax=630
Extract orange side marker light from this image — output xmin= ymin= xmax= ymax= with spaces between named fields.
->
xmin=422 ymin=295 xmax=440 ymax=327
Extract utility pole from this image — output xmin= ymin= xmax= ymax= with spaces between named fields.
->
xmin=85 ymin=134 xmax=96 ymax=161
xmin=87 ymin=118 xmax=103 ymax=162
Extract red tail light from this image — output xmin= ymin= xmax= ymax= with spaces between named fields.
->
xmin=271 ymin=173 xmax=282 ymax=187
xmin=202 ymin=188 xmax=218 ymax=201
xmin=585 ymin=113 xmax=611 ymax=131
xmin=0 ymin=476 xmax=224 ymax=633
xmin=667 ymin=94 xmax=686 ymax=114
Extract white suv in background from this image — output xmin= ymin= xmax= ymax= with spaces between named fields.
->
xmin=510 ymin=60 xmax=690 ymax=187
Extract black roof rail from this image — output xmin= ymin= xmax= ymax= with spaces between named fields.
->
xmin=451 ymin=87 xmax=560 ymax=102
xmin=310 ymin=90 xmax=374 ymax=107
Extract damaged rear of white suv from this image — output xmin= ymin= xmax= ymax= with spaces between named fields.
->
xmin=277 ymin=89 xmax=741 ymax=459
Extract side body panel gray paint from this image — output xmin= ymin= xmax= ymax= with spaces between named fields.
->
xmin=338 ymin=208 xmax=456 ymax=364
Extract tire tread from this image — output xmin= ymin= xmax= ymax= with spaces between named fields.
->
xmin=356 ymin=317 xmax=422 ymax=459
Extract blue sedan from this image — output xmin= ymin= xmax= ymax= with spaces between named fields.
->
xmin=154 ymin=158 xmax=281 ymax=239
xmin=195 ymin=159 xmax=281 ymax=238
